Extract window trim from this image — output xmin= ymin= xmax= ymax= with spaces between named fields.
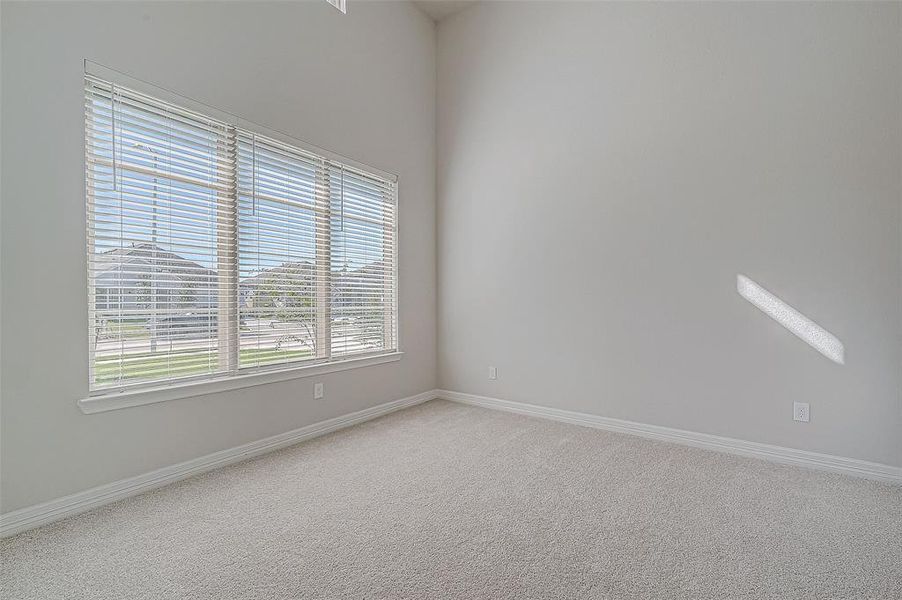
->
xmin=83 ymin=61 xmax=401 ymax=407
xmin=78 ymin=351 xmax=404 ymax=414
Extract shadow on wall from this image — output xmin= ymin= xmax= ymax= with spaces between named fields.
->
xmin=737 ymin=274 xmax=845 ymax=365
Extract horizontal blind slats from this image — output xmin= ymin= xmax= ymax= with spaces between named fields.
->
xmin=87 ymin=76 xmax=235 ymax=390
xmin=87 ymin=74 xmax=397 ymax=393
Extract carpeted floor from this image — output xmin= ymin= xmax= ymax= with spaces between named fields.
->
xmin=2 ymin=399 xmax=901 ymax=599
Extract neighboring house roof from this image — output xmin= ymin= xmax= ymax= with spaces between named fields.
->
xmin=96 ymin=244 xmax=384 ymax=308
xmin=94 ymin=243 xmax=217 ymax=281
xmin=239 ymin=261 xmax=315 ymax=290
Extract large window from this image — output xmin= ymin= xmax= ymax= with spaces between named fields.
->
xmin=86 ymin=74 xmax=398 ymax=393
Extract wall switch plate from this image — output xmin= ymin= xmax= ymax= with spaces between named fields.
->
xmin=488 ymin=366 xmax=497 ymax=380
xmin=314 ymin=382 xmax=324 ymax=400
xmin=793 ymin=402 xmax=810 ymax=423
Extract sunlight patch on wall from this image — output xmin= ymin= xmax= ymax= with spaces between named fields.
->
xmin=737 ymin=275 xmax=844 ymax=365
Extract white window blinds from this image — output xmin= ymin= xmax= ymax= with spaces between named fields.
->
xmin=86 ymin=74 xmax=398 ymax=393
xmin=329 ymin=167 xmax=397 ymax=358
xmin=237 ymin=133 xmax=324 ymax=370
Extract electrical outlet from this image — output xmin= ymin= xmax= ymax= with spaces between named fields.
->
xmin=314 ymin=382 xmax=324 ymax=400
xmin=793 ymin=402 xmax=810 ymax=423
xmin=488 ymin=366 xmax=497 ymax=380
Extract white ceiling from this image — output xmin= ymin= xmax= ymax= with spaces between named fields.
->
xmin=412 ymin=1 xmax=478 ymax=22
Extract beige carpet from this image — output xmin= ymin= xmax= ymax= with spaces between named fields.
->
xmin=2 ymin=399 xmax=900 ymax=599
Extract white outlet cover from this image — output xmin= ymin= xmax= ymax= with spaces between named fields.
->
xmin=793 ymin=402 xmax=810 ymax=423
xmin=314 ymin=382 xmax=324 ymax=400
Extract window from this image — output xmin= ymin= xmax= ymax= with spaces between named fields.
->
xmin=86 ymin=74 xmax=398 ymax=393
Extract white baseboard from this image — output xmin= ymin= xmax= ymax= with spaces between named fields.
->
xmin=5 ymin=388 xmax=897 ymax=538
xmin=0 ymin=389 xmax=438 ymax=538
xmin=439 ymin=389 xmax=902 ymax=485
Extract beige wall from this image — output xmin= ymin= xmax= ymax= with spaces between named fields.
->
xmin=437 ymin=1 xmax=902 ymax=466
xmin=0 ymin=0 xmax=436 ymax=512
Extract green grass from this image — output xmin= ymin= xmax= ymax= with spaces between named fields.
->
xmin=94 ymin=348 xmax=312 ymax=384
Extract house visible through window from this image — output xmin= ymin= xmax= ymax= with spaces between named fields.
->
xmin=86 ymin=73 xmax=398 ymax=392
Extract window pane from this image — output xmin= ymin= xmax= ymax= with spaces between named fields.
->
xmin=86 ymin=78 xmax=234 ymax=390
xmin=330 ymin=167 xmax=396 ymax=358
xmin=237 ymin=135 xmax=319 ymax=370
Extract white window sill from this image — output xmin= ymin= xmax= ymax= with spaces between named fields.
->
xmin=78 ymin=352 xmax=404 ymax=414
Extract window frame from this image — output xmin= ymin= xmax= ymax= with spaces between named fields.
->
xmin=81 ymin=61 xmax=400 ymax=412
